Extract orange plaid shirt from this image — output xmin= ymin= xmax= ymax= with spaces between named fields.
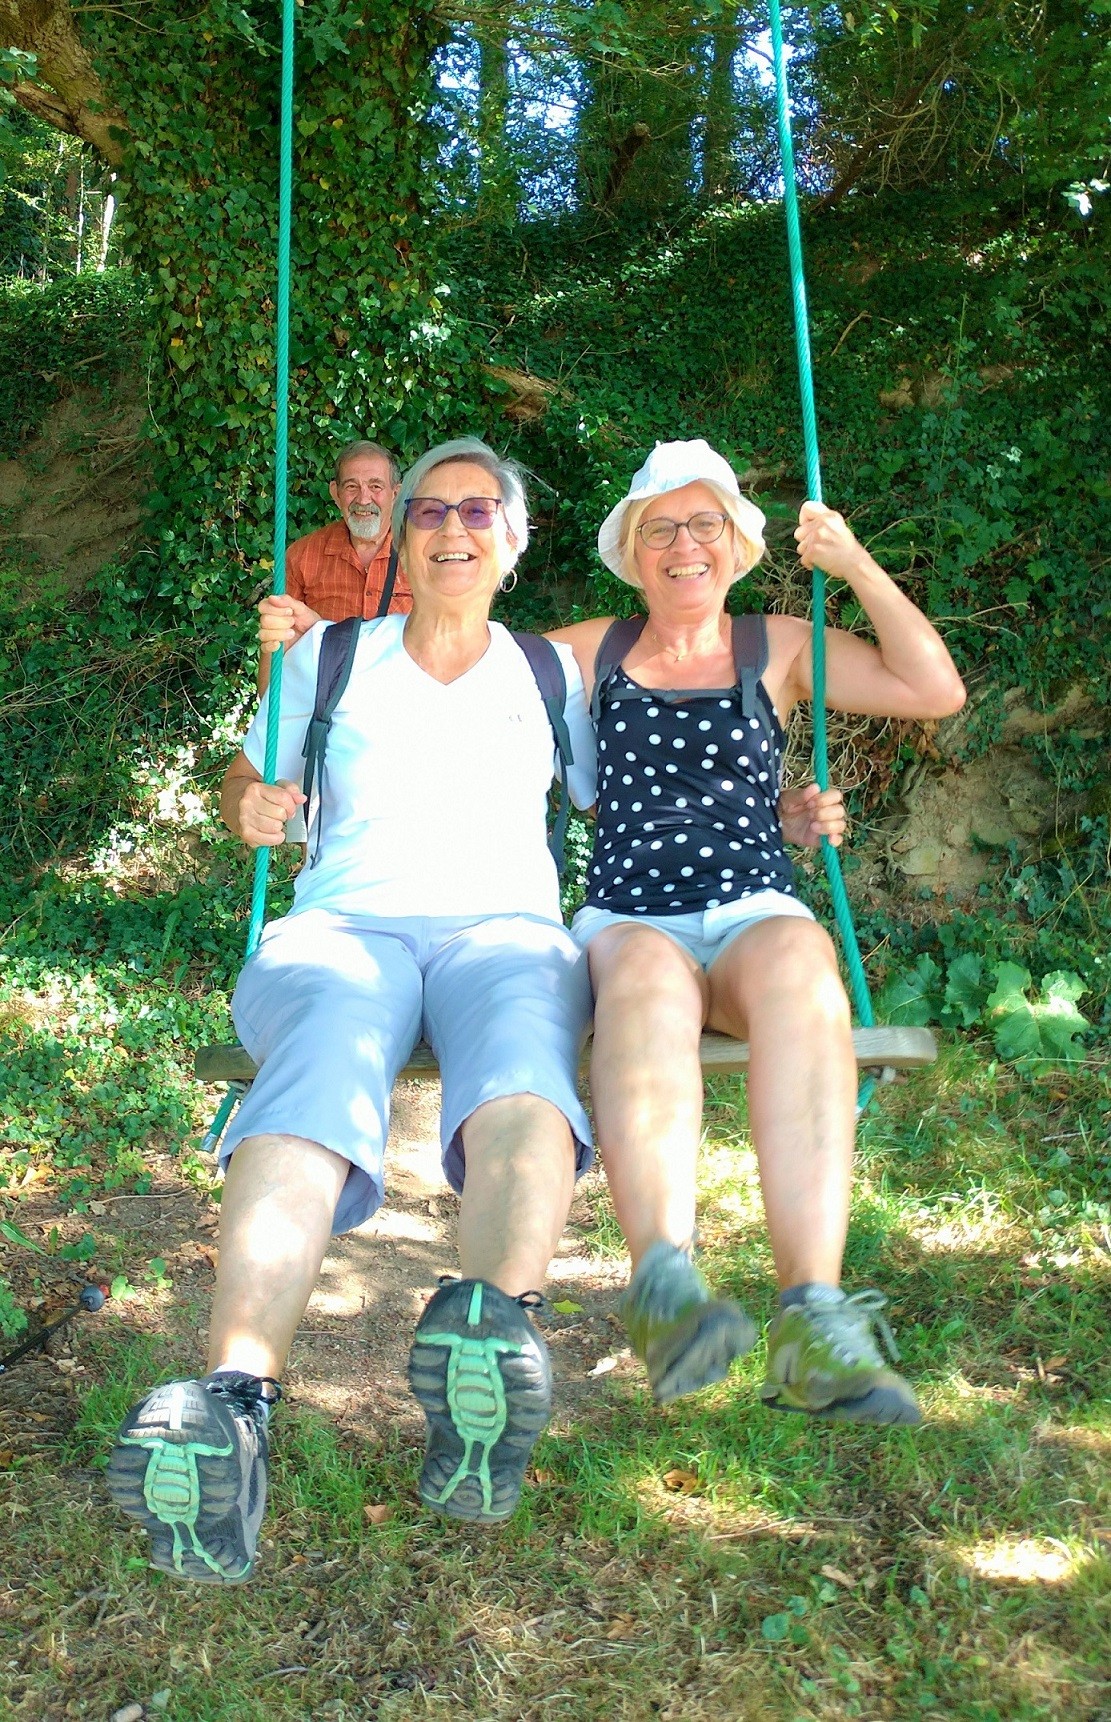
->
xmin=285 ymin=520 xmax=412 ymax=621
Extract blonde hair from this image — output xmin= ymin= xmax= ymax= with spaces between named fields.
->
xmin=618 ymin=482 xmax=765 ymax=588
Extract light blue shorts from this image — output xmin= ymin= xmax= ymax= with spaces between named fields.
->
xmin=224 ymin=909 xmax=594 ymax=1235
xmin=571 ymin=889 xmax=815 ymax=972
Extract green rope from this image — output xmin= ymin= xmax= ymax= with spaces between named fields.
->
xmin=767 ymin=0 xmax=876 ymax=1104
xmin=202 ymin=0 xmax=296 ymax=1152
xmin=244 ymin=0 xmax=297 ymax=960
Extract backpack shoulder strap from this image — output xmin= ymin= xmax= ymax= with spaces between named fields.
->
xmin=301 ymin=616 xmax=362 ymax=865
xmin=374 ymin=544 xmax=399 ymax=618
xmin=731 ymin=612 xmax=768 ymax=720
xmin=590 ymin=615 xmax=647 ymax=723
xmin=510 ymin=630 xmax=574 ymax=875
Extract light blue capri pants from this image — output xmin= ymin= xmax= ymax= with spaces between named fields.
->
xmin=223 ymin=908 xmax=595 ymax=1236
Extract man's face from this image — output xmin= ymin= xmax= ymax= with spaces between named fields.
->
xmin=329 ymin=454 xmax=399 ymax=546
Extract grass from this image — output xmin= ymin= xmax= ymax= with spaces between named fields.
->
xmin=2 ymin=799 xmax=1108 ymax=1719
xmin=2 ymin=1043 xmax=1108 ymax=1721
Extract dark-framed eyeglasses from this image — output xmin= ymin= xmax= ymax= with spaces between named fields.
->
xmin=636 ymin=510 xmax=729 ymax=551
xmin=404 ymin=496 xmax=503 ymax=531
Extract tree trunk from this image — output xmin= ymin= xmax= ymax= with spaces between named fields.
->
xmin=576 ymin=6 xmax=702 ymax=212
xmin=7 ymin=1 xmax=464 ymax=608
xmin=476 ymin=28 xmax=517 ymax=224
xmin=2 ymin=0 xmax=126 ymax=161
xmin=703 ymin=10 xmax=740 ymax=200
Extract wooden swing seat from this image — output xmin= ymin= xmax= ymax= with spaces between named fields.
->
xmin=195 ymin=1024 xmax=936 ymax=1088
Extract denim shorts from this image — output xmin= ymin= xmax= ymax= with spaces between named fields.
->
xmin=571 ymin=889 xmax=815 ymax=972
xmin=223 ymin=909 xmax=594 ymax=1235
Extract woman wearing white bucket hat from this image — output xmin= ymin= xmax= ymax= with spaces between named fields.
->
xmin=550 ymin=438 xmax=965 ymax=1425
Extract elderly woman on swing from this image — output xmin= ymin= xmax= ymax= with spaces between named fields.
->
xmin=109 ymin=439 xmax=601 ymax=1580
xmin=550 ymin=440 xmax=965 ymax=1425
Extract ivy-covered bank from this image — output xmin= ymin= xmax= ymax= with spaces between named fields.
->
xmin=454 ymin=193 xmax=1111 ymax=704
xmin=3 ymin=193 xmax=1109 ymax=867
xmin=81 ymin=0 xmax=479 ymax=603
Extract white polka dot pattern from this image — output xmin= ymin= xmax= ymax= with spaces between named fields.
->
xmin=587 ymin=667 xmax=794 ymax=915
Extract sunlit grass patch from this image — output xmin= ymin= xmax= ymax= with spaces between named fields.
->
xmin=953 ymin=1534 xmax=1092 ymax=1586
xmin=6 ymin=900 xmax=1109 ymax=1716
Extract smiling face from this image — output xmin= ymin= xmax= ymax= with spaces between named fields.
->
xmin=631 ymin=481 xmax=738 ymax=618
xmin=329 ymin=452 xmax=399 ymax=547
xmin=401 ymin=459 xmax=518 ymax=609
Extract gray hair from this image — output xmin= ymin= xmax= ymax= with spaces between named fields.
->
xmin=392 ymin=437 xmax=530 ymax=555
xmin=333 ymin=439 xmax=400 ymax=485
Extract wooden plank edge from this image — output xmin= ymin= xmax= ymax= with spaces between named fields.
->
xmin=196 ymin=1025 xmax=937 ymax=1087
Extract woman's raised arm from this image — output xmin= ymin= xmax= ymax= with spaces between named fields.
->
xmin=775 ymin=502 xmax=966 ymax=722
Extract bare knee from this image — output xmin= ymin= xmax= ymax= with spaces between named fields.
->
xmin=717 ymin=918 xmax=850 ymax=1031
xmin=223 ymin=1133 xmax=349 ymax=1207
xmin=589 ymin=926 xmax=704 ymax=1018
xmin=463 ymin=1094 xmax=573 ymax=1173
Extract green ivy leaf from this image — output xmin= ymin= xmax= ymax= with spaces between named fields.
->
xmin=986 ymin=965 xmax=1089 ymax=1064
xmin=761 ymin=1613 xmax=790 ymax=1641
xmin=60 ymin=1233 xmax=98 ymax=1263
xmin=877 ymin=954 xmax=943 ymax=1026
xmin=941 ymin=952 xmax=988 ymax=1028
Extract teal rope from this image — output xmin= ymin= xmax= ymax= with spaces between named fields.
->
xmin=767 ymin=0 xmax=876 ymax=1103
xmin=245 ymin=0 xmax=297 ymax=960
xmin=203 ymin=0 xmax=297 ymax=1154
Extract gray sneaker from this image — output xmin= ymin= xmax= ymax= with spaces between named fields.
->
xmin=619 ymin=1241 xmax=757 ymax=1404
xmin=760 ymin=1286 xmax=922 ymax=1425
xmin=107 ymin=1371 xmax=279 ymax=1582
xmin=408 ymin=1279 xmax=552 ymax=1523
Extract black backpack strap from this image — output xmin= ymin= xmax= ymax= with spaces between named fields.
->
xmin=730 ymin=611 xmax=782 ymax=794
xmin=590 ymin=615 xmax=646 ymax=723
xmin=301 ymin=616 xmax=362 ymax=866
xmin=374 ymin=544 xmax=399 ymax=618
xmin=731 ymin=612 xmax=768 ymax=720
xmin=511 ymin=631 xmax=574 ymax=875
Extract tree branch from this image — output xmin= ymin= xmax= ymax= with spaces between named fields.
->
xmin=816 ymin=58 xmax=953 ymax=211
xmin=2 ymin=0 xmax=127 ymax=163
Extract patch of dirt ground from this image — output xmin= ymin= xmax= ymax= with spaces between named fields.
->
xmin=0 ymin=379 xmax=145 ymax=585
xmin=0 ymin=1080 xmax=631 ymax=1466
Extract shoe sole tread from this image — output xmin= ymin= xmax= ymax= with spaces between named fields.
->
xmin=409 ymin=1282 xmax=552 ymax=1523
xmin=107 ymin=1381 xmax=258 ymax=1582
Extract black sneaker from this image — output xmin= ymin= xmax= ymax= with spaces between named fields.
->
xmin=408 ymin=1279 xmax=552 ymax=1523
xmin=107 ymin=1371 xmax=279 ymax=1583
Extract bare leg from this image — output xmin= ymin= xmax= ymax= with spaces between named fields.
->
xmin=208 ymin=1133 xmax=350 ymax=1380
xmin=108 ymin=1131 xmax=349 ymax=1582
xmin=411 ymin=1094 xmax=577 ymax=1521
xmin=456 ymin=1094 xmax=577 ymax=1295
xmin=707 ymin=917 xmax=855 ymax=1290
xmin=587 ymin=924 xmax=708 ymax=1268
xmin=709 ymin=920 xmax=922 ymax=1425
xmin=584 ymin=926 xmax=754 ymax=1401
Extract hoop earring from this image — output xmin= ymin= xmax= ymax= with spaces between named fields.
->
xmin=499 ymin=570 xmax=518 ymax=594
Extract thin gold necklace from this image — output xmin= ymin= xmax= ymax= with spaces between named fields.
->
xmin=649 ymin=623 xmax=725 ymax=662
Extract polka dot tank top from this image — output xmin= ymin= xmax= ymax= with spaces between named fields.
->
xmin=586 ymin=665 xmax=795 ymax=914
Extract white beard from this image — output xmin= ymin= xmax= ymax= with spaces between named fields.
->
xmin=347 ymin=505 xmax=382 ymax=541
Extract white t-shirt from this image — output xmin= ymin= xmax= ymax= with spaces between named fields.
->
xmin=242 ymin=617 xmax=596 ymax=922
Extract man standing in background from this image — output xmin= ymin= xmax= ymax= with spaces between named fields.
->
xmin=258 ymin=439 xmax=410 ymax=691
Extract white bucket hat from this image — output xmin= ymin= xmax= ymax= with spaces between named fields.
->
xmin=597 ymin=439 xmax=767 ymax=585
